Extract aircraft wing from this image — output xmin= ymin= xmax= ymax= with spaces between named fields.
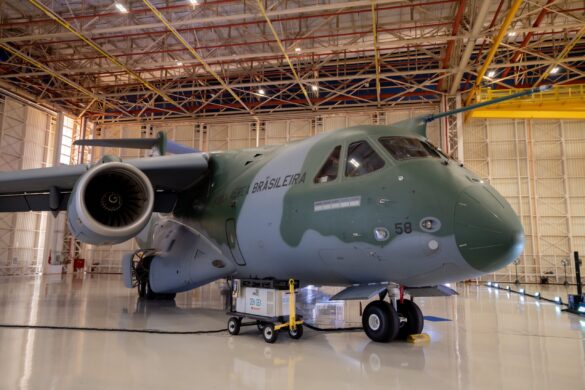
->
xmin=0 ymin=153 xmax=209 ymax=213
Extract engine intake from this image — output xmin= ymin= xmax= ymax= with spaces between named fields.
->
xmin=68 ymin=162 xmax=154 ymax=245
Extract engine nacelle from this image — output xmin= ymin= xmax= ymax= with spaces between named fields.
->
xmin=68 ymin=162 xmax=154 ymax=245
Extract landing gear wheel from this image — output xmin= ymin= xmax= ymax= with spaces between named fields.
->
xmin=228 ymin=317 xmax=241 ymax=335
xmin=144 ymin=280 xmax=158 ymax=300
xmin=362 ymin=300 xmax=400 ymax=342
xmin=262 ymin=324 xmax=278 ymax=344
xmin=136 ymin=256 xmax=176 ymax=301
xmin=137 ymin=280 xmax=147 ymax=298
xmin=288 ymin=325 xmax=303 ymax=340
xmin=396 ymin=299 xmax=424 ymax=340
xmin=257 ymin=321 xmax=266 ymax=332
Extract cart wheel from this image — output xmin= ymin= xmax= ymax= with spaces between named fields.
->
xmin=263 ymin=324 xmax=278 ymax=344
xmin=227 ymin=317 xmax=241 ymax=336
xmin=288 ymin=324 xmax=303 ymax=340
xmin=257 ymin=321 xmax=266 ymax=332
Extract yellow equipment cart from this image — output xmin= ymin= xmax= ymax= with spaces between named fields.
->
xmin=226 ymin=278 xmax=304 ymax=343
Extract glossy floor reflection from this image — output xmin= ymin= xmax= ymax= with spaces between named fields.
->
xmin=0 ymin=274 xmax=584 ymax=390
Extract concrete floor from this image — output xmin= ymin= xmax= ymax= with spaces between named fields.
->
xmin=0 ymin=275 xmax=584 ymax=390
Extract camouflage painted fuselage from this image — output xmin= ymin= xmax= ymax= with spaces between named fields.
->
xmin=144 ymin=121 xmax=524 ymax=291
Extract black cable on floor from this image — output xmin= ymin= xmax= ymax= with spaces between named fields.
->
xmin=0 ymin=322 xmax=363 ymax=334
xmin=0 ymin=323 xmax=228 ymax=335
xmin=303 ymin=323 xmax=363 ymax=332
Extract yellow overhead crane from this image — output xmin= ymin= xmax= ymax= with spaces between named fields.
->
xmin=468 ymin=85 xmax=585 ymax=120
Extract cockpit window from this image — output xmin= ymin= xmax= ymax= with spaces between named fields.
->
xmin=378 ymin=136 xmax=441 ymax=160
xmin=314 ymin=146 xmax=341 ymax=183
xmin=345 ymin=141 xmax=385 ymax=177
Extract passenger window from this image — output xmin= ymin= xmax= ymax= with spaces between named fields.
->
xmin=345 ymin=141 xmax=385 ymax=177
xmin=314 ymin=146 xmax=341 ymax=183
xmin=378 ymin=137 xmax=441 ymax=160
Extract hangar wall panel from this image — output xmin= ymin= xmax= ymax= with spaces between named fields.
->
xmin=0 ymin=97 xmax=55 ymax=275
xmin=464 ymin=118 xmax=585 ymax=283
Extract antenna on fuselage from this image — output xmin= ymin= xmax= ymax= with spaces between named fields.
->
xmin=422 ymin=85 xmax=553 ymax=123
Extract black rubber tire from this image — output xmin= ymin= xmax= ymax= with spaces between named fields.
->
xmin=227 ymin=317 xmax=241 ymax=336
xmin=137 ymin=257 xmax=152 ymax=299
xmin=158 ymin=293 xmax=177 ymax=300
xmin=362 ymin=300 xmax=400 ymax=343
xmin=137 ymin=280 xmax=146 ymax=298
xmin=137 ymin=256 xmax=176 ymax=301
xmin=145 ymin=281 xmax=158 ymax=300
xmin=263 ymin=324 xmax=278 ymax=344
xmin=396 ymin=299 xmax=424 ymax=340
xmin=288 ymin=324 xmax=303 ymax=340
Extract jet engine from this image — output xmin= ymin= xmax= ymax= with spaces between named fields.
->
xmin=68 ymin=161 xmax=154 ymax=245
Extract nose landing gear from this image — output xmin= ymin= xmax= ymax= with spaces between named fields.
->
xmin=361 ymin=288 xmax=424 ymax=343
xmin=362 ymin=301 xmax=399 ymax=342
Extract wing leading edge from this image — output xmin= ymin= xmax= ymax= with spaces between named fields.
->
xmin=0 ymin=153 xmax=209 ymax=213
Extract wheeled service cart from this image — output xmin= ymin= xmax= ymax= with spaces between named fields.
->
xmin=226 ymin=278 xmax=304 ymax=343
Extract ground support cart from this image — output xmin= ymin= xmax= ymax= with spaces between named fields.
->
xmin=226 ymin=278 xmax=304 ymax=343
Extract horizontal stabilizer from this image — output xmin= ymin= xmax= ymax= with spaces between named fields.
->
xmin=75 ymin=138 xmax=159 ymax=149
xmin=74 ymin=131 xmax=199 ymax=155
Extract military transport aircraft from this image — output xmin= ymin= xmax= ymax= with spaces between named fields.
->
xmin=0 ymin=86 xmax=547 ymax=342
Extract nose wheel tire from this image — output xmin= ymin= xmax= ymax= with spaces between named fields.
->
xmin=262 ymin=324 xmax=278 ymax=344
xmin=288 ymin=324 xmax=303 ymax=340
xmin=362 ymin=300 xmax=400 ymax=342
xmin=396 ymin=299 xmax=424 ymax=340
xmin=227 ymin=317 xmax=241 ymax=335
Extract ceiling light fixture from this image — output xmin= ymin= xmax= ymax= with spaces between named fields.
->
xmin=189 ymin=0 xmax=199 ymax=5
xmin=487 ymin=70 xmax=496 ymax=78
xmin=176 ymin=61 xmax=183 ymax=66
xmin=258 ymin=89 xmax=266 ymax=95
xmin=508 ymin=31 xmax=517 ymax=37
xmin=550 ymin=66 xmax=560 ymax=74
xmin=295 ymin=47 xmax=301 ymax=53
xmin=311 ymin=85 xmax=319 ymax=92
xmin=115 ymin=3 xmax=128 ymax=13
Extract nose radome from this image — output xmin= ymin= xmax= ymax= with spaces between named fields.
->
xmin=454 ymin=185 xmax=524 ymax=272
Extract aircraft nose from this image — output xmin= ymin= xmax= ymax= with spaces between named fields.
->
xmin=454 ymin=185 xmax=524 ymax=272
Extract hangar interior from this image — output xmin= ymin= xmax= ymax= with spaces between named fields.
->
xmin=0 ymin=0 xmax=584 ymax=389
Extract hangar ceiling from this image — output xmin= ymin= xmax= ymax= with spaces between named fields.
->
xmin=0 ymin=0 xmax=584 ymax=123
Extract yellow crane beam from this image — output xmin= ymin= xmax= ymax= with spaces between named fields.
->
xmin=27 ymin=0 xmax=189 ymax=115
xmin=469 ymin=84 xmax=585 ymax=119
xmin=0 ymin=42 xmax=130 ymax=117
xmin=142 ymin=0 xmax=253 ymax=115
xmin=257 ymin=0 xmax=314 ymax=108
xmin=465 ymin=0 xmax=523 ymax=106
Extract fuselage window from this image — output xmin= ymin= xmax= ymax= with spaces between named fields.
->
xmin=314 ymin=145 xmax=341 ymax=183
xmin=378 ymin=136 xmax=441 ymax=160
xmin=345 ymin=141 xmax=385 ymax=177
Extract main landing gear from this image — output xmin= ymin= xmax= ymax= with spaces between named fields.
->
xmin=362 ymin=290 xmax=424 ymax=343
xmin=131 ymin=251 xmax=176 ymax=301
